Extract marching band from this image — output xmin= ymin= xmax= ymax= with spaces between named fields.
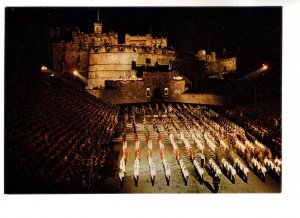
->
xmin=117 ymin=103 xmax=281 ymax=192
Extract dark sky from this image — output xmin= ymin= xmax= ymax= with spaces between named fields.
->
xmin=5 ymin=7 xmax=282 ymax=80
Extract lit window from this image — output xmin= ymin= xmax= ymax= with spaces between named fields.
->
xmin=164 ymin=88 xmax=169 ymax=96
xmin=146 ymin=88 xmax=150 ymax=97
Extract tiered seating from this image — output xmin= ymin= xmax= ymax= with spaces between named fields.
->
xmin=6 ymin=77 xmax=119 ymax=193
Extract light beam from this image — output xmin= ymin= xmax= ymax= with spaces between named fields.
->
xmin=73 ymin=70 xmax=87 ymax=84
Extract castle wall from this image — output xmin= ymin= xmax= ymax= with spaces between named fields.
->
xmin=87 ymin=51 xmax=174 ymax=88
xmin=125 ymin=34 xmax=168 ymax=48
xmin=196 ymin=51 xmax=216 ymax=61
xmin=165 ymin=93 xmax=227 ymax=105
xmin=87 ymin=81 xmax=148 ymax=104
xmin=125 ymin=34 xmax=153 ymax=47
xmin=196 ymin=50 xmax=237 ymax=74
xmin=87 ymin=71 xmax=186 ymax=104
xmin=87 ymin=90 xmax=226 ymax=105
xmin=143 ymin=72 xmax=185 ymax=97
xmin=219 ymin=58 xmax=236 ymax=72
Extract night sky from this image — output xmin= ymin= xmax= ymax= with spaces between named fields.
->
xmin=5 ymin=7 xmax=282 ymax=85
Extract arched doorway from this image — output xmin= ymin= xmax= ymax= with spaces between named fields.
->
xmin=152 ymin=87 xmax=162 ymax=101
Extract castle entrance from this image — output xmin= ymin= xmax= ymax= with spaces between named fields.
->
xmin=152 ymin=87 xmax=162 ymax=101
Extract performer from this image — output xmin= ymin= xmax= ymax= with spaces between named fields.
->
xmin=135 ymin=149 xmax=140 ymax=160
xmin=213 ymin=173 xmax=220 ymax=193
xmin=200 ymin=153 xmax=205 ymax=168
xmin=160 ymin=148 xmax=165 ymax=160
xmin=134 ymin=159 xmax=139 ymax=187
xmin=157 ymin=133 xmax=162 ymax=142
xmin=121 ymin=131 xmax=126 ymax=142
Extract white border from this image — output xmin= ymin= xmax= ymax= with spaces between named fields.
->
xmin=1 ymin=1 xmax=300 ymax=218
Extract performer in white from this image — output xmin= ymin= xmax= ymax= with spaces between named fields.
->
xmin=120 ymin=158 xmax=126 ymax=173
xmin=148 ymin=140 xmax=153 ymax=150
xmin=122 ymin=141 xmax=127 ymax=151
xmin=193 ymin=159 xmax=204 ymax=184
xmin=135 ymin=140 xmax=140 ymax=150
xmin=134 ymin=159 xmax=139 ymax=181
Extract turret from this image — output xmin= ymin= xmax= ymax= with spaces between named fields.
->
xmin=94 ymin=9 xmax=102 ymax=33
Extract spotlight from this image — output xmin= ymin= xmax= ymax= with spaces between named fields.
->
xmin=41 ymin=66 xmax=48 ymax=72
xmin=73 ymin=70 xmax=78 ymax=76
xmin=262 ymin=64 xmax=268 ymax=70
xmin=72 ymin=70 xmax=87 ymax=84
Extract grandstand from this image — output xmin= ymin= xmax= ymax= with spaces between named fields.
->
xmin=5 ymin=76 xmax=119 ymax=193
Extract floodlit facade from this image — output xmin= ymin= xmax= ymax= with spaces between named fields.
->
xmin=196 ymin=49 xmax=237 ymax=74
xmin=52 ymin=16 xmax=176 ymax=89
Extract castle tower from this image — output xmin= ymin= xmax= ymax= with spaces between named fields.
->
xmin=94 ymin=9 xmax=102 ymax=33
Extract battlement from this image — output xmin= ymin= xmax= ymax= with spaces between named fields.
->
xmin=52 ymin=15 xmax=176 ymax=90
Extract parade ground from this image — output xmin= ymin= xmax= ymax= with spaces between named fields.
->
xmin=99 ymin=106 xmax=281 ymax=193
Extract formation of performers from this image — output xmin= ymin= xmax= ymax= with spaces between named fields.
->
xmin=222 ymin=101 xmax=281 ymax=157
xmin=118 ymin=103 xmax=281 ymax=192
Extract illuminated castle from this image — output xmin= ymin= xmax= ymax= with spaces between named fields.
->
xmin=52 ymin=12 xmax=226 ymax=105
xmin=52 ymin=13 xmax=176 ymax=89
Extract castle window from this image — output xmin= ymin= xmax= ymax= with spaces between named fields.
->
xmin=146 ymin=58 xmax=151 ymax=64
xmin=164 ymin=88 xmax=169 ymax=96
xmin=106 ymin=46 xmax=111 ymax=52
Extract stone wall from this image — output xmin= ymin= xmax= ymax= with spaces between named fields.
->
xmin=87 ymin=71 xmax=186 ymax=104
xmin=219 ymin=57 xmax=236 ymax=72
xmin=87 ymin=89 xmax=227 ymax=105
xmin=125 ymin=34 xmax=153 ymax=47
xmin=87 ymin=82 xmax=149 ymax=104
xmin=165 ymin=93 xmax=228 ymax=105
xmin=87 ymin=51 xmax=175 ymax=88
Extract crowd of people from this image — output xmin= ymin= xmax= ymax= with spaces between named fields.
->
xmin=6 ymin=76 xmax=119 ymax=193
xmin=221 ymin=100 xmax=282 ymax=157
